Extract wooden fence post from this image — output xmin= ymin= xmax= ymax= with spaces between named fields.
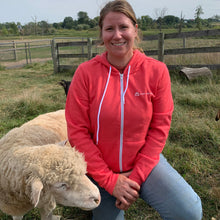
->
xmin=51 ymin=39 xmax=58 ymax=73
xmin=183 ymin=36 xmax=186 ymax=48
xmin=12 ymin=41 xmax=17 ymax=61
xmin=25 ymin=42 xmax=28 ymax=64
xmin=82 ymin=37 xmax=84 ymax=55
xmin=28 ymin=42 xmax=32 ymax=63
xmin=87 ymin=38 xmax=92 ymax=60
xmin=158 ymin=32 xmax=164 ymax=62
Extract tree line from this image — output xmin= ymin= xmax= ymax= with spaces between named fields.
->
xmin=0 ymin=6 xmax=219 ymax=36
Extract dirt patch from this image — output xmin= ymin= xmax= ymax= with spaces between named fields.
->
xmin=1 ymin=58 xmax=52 ymax=69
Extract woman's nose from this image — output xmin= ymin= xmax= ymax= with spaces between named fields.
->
xmin=113 ymin=29 xmax=122 ymax=39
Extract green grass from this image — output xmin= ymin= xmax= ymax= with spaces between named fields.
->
xmin=0 ymin=64 xmax=5 ymax=70
xmin=0 ymin=62 xmax=219 ymax=220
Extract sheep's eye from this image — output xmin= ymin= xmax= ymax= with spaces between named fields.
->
xmin=54 ymin=183 xmax=68 ymax=190
xmin=60 ymin=183 xmax=67 ymax=189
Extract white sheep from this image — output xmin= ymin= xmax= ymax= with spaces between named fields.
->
xmin=0 ymin=110 xmax=100 ymax=220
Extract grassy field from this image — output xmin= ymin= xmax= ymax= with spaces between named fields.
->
xmin=0 ymin=61 xmax=219 ymax=220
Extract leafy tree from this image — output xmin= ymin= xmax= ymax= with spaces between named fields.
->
xmin=62 ymin=16 xmax=74 ymax=29
xmin=93 ymin=16 xmax=100 ymax=24
xmin=88 ymin=17 xmax=99 ymax=28
xmin=3 ymin=22 xmax=10 ymax=30
xmin=9 ymin=22 xmax=19 ymax=35
xmin=0 ymin=22 xmax=19 ymax=35
xmin=23 ymin=22 xmax=36 ymax=35
xmin=1 ymin=26 xmax=8 ymax=36
xmin=211 ymin=15 xmax=220 ymax=21
xmin=77 ymin=11 xmax=89 ymax=24
xmin=163 ymin=15 xmax=180 ymax=26
xmin=195 ymin=5 xmax=204 ymax=30
xmin=1 ymin=9 xmax=218 ymax=35
xmin=53 ymin=22 xmax=62 ymax=29
xmin=38 ymin=20 xmax=50 ymax=34
xmin=75 ymin=24 xmax=90 ymax=30
xmin=138 ymin=15 xmax=153 ymax=30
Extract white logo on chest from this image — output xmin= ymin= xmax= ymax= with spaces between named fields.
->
xmin=135 ymin=92 xmax=153 ymax=96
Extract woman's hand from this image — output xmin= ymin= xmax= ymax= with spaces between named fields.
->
xmin=112 ymin=172 xmax=140 ymax=210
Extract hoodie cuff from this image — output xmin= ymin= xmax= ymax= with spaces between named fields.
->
xmin=129 ymin=154 xmax=160 ymax=186
xmin=103 ymin=173 xmax=119 ymax=195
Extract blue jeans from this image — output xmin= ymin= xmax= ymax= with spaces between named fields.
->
xmin=91 ymin=154 xmax=202 ymax=220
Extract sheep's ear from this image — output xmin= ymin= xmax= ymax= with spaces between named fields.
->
xmin=56 ymin=139 xmax=68 ymax=146
xmin=30 ymin=179 xmax=43 ymax=207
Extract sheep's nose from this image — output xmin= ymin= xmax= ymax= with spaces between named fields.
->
xmin=92 ymin=194 xmax=101 ymax=206
xmin=94 ymin=198 xmax=99 ymax=204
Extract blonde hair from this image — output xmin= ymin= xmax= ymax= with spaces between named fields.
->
xmin=99 ymin=0 xmax=142 ymax=50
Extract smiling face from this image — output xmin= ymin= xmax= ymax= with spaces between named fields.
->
xmin=101 ymin=12 xmax=138 ymax=68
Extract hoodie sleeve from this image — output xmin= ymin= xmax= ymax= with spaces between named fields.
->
xmin=129 ymin=63 xmax=174 ymax=186
xmin=65 ymin=65 xmax=119 ymax=195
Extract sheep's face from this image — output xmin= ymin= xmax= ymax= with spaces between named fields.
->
xmin=25 ymin=144 xmax=100 ymax=210
xmin=50 ymin=175 xmax=100 ymax=210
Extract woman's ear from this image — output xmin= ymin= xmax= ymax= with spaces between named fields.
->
xmin=135 ymin=23 xmax=138 ymax=35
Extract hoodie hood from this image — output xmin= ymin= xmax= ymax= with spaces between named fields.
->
xmin=93 ymin=49 xmax=147 ymax=75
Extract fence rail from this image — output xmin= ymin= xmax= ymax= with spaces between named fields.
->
xmin=0 ymin=29 xmax=219 ymax=72
xmin=145 ymin=46 xmax=220 ymax=56
xmin=142 ymin=29 xmax=220 ymax=40
xmin=0 ymin=39 xmax=52 ymax=64
xmin=0 ymin=44 xmax=51 ymax=53
xmin=51 ymin=29 xmax=220 ymax=73
xmin=144 ymin=30 xmax=220 ymax=66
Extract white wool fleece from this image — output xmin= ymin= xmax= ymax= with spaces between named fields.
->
xmin=0 ymin=110 xmax=86 ymax=216
xmin=0 ymin=143 xmax=86 ymax=216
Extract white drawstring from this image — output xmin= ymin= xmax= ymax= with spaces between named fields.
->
xmin=96 ymin=66 xmax=131 ymax=145
xmin=96 ymin=66 xmax=112 ymax=145
xmin=123 ymin=65 xmax=131 ymax=103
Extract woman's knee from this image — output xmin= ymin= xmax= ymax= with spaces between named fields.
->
xmin=183 ymin=196 xmax=203 ymax=220
xmin=172 ymin=195 xmax=202 ymax=220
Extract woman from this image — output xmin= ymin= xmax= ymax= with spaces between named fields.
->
xmin=65 ymin=0 xmax=202 ymax=219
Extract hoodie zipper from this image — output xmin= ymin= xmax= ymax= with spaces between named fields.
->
xmin=119 ymin=73 xmax=124 ymax=172
xmin=119 ymin=66 xmax=131 ymax=172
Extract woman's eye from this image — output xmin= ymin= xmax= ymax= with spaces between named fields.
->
xmin=106 ymin=27 xmax=113 ymax=31
xmin=121 ymin=26 xmax=128 ymax=30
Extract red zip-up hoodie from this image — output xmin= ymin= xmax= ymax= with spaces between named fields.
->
xmin=65 ymin=50 xmax=174 ymax=195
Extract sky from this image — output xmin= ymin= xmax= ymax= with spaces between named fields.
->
xmin=1 ymin=0 xmax=219 ymax=25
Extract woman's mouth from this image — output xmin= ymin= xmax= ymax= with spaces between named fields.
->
xmin=112 ymin=42 xmax=126 ymax=46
